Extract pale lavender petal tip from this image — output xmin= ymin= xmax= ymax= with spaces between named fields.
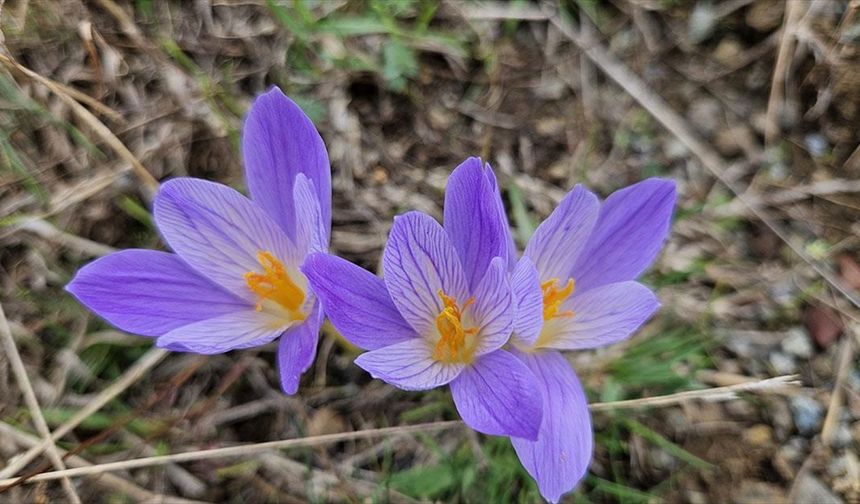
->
xmin=444 ymin=157 xmax=512 ymax=291
xmin=243 ymin=86 xmax=331 ymax=240
xmin=572 ymin=178 xmax=676 ymax=291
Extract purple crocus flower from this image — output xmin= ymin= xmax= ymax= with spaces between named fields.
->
xmin=303 ymin=158 xmax=543 ymax=440
xmin=66 ymin=87 xmax=331 ymax=395
xmin=508 ymin=176 xmax=676 ymax=502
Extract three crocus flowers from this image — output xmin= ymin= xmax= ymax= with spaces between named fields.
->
xmin=67 ymin=87 xmax=676 ymax=502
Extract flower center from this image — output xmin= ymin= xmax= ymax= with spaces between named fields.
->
xmin=244 ymin=251 xmax=306 ymax=321
xmin=541 ymin=278 xmax=575 ymax=321
xmin=432 ymin=290 xmax=478 ymax=364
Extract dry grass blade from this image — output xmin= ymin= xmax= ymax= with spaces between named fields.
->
xmin=0 ymin=422 xmax=203 ymax=504
xmin=589 ymin=375 xmax=801 ymax=412
xmin=764 ymin=1 xmax=804 ymax=145
xmin=0 ymin=348 xmax=169 ymax=479
xmin=0 ymin=303 xmax=82 ymax=503
xmin=821 ymin=327 xmax=855 ymax=445
xmin=0 ymin=53 xmax=159 ymax=195
xmin=0 ymin=374 xmax=802 ymax=487
xmin=14 ymin=218 xmax=117 ymax=257
xmin=0 ymin=421 xmax=466 ymax=486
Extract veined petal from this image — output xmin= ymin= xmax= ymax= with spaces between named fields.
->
xmin=539 ymin=281 xmax=659 ymax=351
xmin=470 ymin=257 xmax=514 ymax=356
xmin=383 ymin=212 xmax=469 ymax=336
xmin=524 ymin=185 xmax=599 ymax=281
xmin=277 ymin=300 xmax=323 ymax=395
xmin=293 ymin=174 xmax=327 ymax=254
xmin=444 ymin=158 xmax=512 ymax=291
xmin=484 ymin=164 xmax=518 ymax=270
xmin=511 ymin=257 xmax=543 ymax=346
xmin=511 ymin=349 xmax=592 ymax=504
xmin=450 ymin=350 xmax=542 ymax=440
xmin=153 ymin=178 xmax=299 ymax=304
xmin=66 ymin=250 xmax=247 ymax=337
xmin=243 ymin=87 xmax=331 ymax=240
xmin=354 ymin=338 xmax=464 ymax=391
xmin=572 ymin=178 xmax=676 ymax=291
xmin=302 ymin=253 xmax=416 ymax=350
xmin=155 ymin=310 xmax=287 ymax=354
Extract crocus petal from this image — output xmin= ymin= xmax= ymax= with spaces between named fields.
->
xmin=277 ymin=300 xmax=323 ymax=395
xmin=484 ymin=164 xmax=517 ymax=270
xmin=156 ymin=310 xmax=287 ymax=354
xmin=444 ymin=158 xmax=511 ymax=291
xmin=293 ymin=174 xmax=327 ymax=255
xmin=153 ymin=178 xmax=298 ymax=304
xmin=243 ymin=87 xmax=331 ymax=240
xmin=302 ymin=253 xmax=416 ymax=350
xmin=511 ymin=349 xmax=592 ymax=504
xmin=449 ymin=350 xmax=542 ymax=440
xmin=470 ymin=257 xmax=514 ymax=356
xmin=524 ymin=185 xmax=599 ymax=281
xmin=354 ymin=338 xmax=464 ymax=391
xmin=66 ymin=249 xmax=247 ymax=337
xmin=383 ymin=211 xmax=469 ymax=336
xmin=511 ymin=257 xmax=543 ymax=346
xmin=572 ymin=178 xmax=676 ymax=291
xmin=539 ymin=281 xmax=659 ymax=351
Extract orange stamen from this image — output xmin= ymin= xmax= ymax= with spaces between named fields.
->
xmin=541 ymin=278 xmax=575 ymax=321
xmin=432 ymin=290 xmax=478 ymax=364
xmin=244 ymin=251 xmax=306 ymax=321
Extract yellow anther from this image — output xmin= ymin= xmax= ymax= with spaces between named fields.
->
xmin=244 ymin=251 xmax=306 ymax=321
xmin=541 ymin=278 xmax=575 ymax=321
xmin=432 ymin=290 xmax=478 ymax=364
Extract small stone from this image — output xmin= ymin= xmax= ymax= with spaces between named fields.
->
xmin=831 ymin=424 xmax=853 ymax=449
xmin=735 ymin=480 xmax=787 ymax=504
xmin=686 ymin=490 xmax=708 ymax=504
xmin=769 ymin=352 xmax=797 ymax=375
xmin=781 ymin=328 xmax=814 ymax=359
xmin=688 ymin=2 xmax=717 ymax=44
xmin=778 ymin=437 xmax=807 ymax=464
xmin=715 ymin=128 xmax=742 ymax=157
xmin=805 ymin=133 xmax=829 ymax=157
xmin=714 ymin=37 xmax=743 ymax=67
xmin=791 ymin=396 xmax=824 ymax=436
xmin=664 ymin=138 xmax=688 ymax=160
xmin=307 ymin=407 xmax=346 ymax=437
xmin=743 ymin=424 xmax=774 ymax=447
xmin=793 ymin=473 xmax=844 ymax=504
xmin=688 ymin=98 xmax=722 ymax=136
xmin=746 ymin=0 xmax=784 ymax=32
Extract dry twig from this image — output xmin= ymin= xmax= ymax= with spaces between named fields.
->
xmin=0 ymin=303 xmax=81 ymax=503
xmin=0 ymin=374 xmax=801 ymax=487
xmin=0 ymin=348 xmax=169 ymax=479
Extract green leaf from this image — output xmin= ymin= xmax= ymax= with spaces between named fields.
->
xmin=389 ymin=463 xmax=456 ymax=498
xmin=382 ymin=40 xmax=418 ymax=92
xmin=317 ymin=16 xmax=389 ymax=36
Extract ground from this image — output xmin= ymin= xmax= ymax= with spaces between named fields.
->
xmin=1 ymin=1 xmax=859 ymax=503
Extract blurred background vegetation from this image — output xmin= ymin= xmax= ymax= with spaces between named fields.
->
xmin=1 ymin=0 xmax=859 ymax=502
